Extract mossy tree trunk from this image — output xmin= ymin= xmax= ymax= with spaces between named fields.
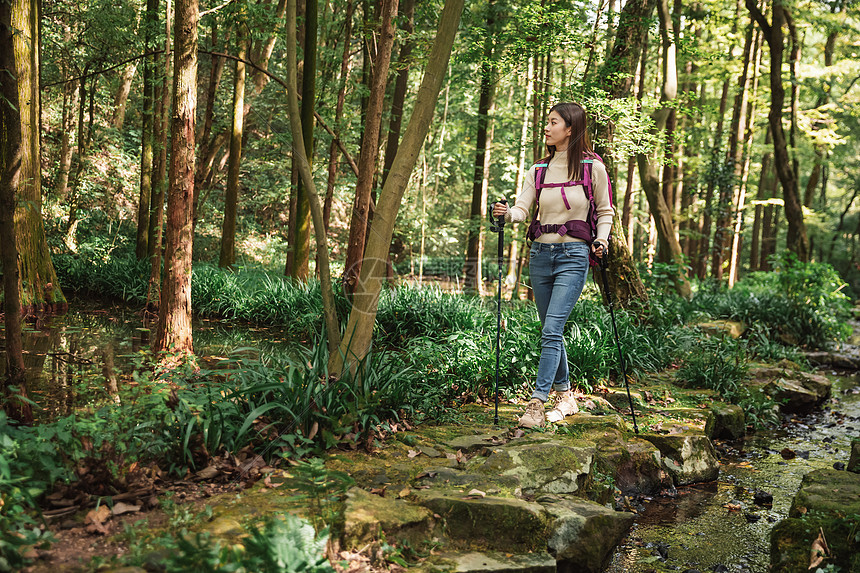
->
xmin=1 ymin=0 xmax=32 ymax=425
xmin=11 ymin=0 xmax=66 ymax=314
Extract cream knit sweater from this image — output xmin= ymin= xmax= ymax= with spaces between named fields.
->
xmin=505 ymin=149 xmax=614 ymax=246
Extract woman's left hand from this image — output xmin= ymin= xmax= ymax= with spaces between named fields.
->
xmin=591 ymin=241 xmax=606 ymax=259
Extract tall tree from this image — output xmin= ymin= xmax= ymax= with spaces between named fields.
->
xmin=289 ymin=0 xmax=319 ymax=280
xmin=464 ymin=0 xmax=498 ymax=295
xmin=342 ymin=0 xmax=398 ymax=294
xmin=330 ymin=0 xmax=465 ymax=375
xmin=747 ymin=0 xmax=809 ymax=261
xmin=218 ymin=24 xmax=248 ymax=269
xmin=11 ymin=0 xmax=65 ymax=313
xmin=154 ymin=0 xmax=198 ymax=356
xmin=1 ymin=0 xmax=32 ymax=424
xmin=137 ymin=0 xmax=159 ymax=260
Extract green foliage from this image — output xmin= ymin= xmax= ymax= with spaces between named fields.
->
xmin=676 ymin=336 xmax=748 ymax=396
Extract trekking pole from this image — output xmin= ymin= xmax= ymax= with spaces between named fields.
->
xmin=598 ymin=250 xmax=639 ymax=434
xmin=489 ymin=200 xmax=507 ymax=426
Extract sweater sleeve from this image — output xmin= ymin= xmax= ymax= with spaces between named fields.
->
xmin=505 ymin=165 xmax=537 ymax=224
xmin=592 ymin=160 xmax=614 ymax=245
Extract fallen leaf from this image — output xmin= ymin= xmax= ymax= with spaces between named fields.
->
xmin=809 ymin=527 xmax=830 ymax=569
xmin=194 ymin=465 xmax=220 ymax=480
xmin=466 ymin=489 xmax=486 ymax=498
xmin=111 ymin=502 xmax=141 ymax=516
xmin=398 ymin=488 xmax=411 ymax=498
xmin=85 ymin=505 xmax=111 ymax=535
xmin=369 ymin=487 xmax=386 ymax=497
xmin=407 ymin=449 xmax=420 ymax=458
xmin=456 ymin=450 xmax=465 ymax=464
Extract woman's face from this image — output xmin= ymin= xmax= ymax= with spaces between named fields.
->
xmin=544 ymin=110 xmax=572 ymax=150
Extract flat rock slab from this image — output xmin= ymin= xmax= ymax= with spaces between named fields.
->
xmin=641 ymin=432 xmax=720 ymax=486
xmin=804 ymin=350 xmax=860 ymax=370
xmin=442 ymin=433 xmax=514 ymax=454
xmin=849 ymin=438 xmax=860 ymax=473
xmin=788 ymin=468 xmax=860 ymax=518
xmin=342 ymin=487 xmax=435 ymax=546
xmin=411 ymin=490 xmax=549 ymax=552
xmin=705 ymin=403 xmax=746 ymax=440
xmin=543 ymin=497 xmax=635 ymax=573
xmin=438 ymin=551 xmax=556 ymax=573
xmin=476 ymin=440 xmax=595 ymax=495
xmin=750 ymin=366 xmax=832 ymax=414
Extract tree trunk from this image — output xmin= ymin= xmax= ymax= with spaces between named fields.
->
xmin=324 ymin=0 xmax=355 ymax=231
xmin=154 ymin=0 xmax=198 ymax=357
xmin=635 ymin=0 xmax=691 ymax=297
xmin=342 ymin=0 xmax=398 ymax=294
xmin=218 ymin=26 xmax=247 ymax=269
xmin=593 ymin=0 xmax=654 ymax=307
xmin=0 ymin=0 xmax=32 ymax=424
xmin=380 ymin=0 xmax=415 ymax=187
xmin=285 ymin=0 xmax=341 ymax=356
xmin=747 ymin=0 xmax=809 ymax=261
xmin=507 ymin=65 xmax=532 ymax=299
xmin=112 ymin=62 xmax=138 ymax=130
xmin=289 ymin=0 xmax=321 ymax=280
xmin=464 ymin=0 xmax=497 ymax=296
xmin=147 ymin=0 xmax=173 ymax=309
xmin=54 ymin=21 xmax=77 ymax=201
xmin=12 ymin=0 xmax=66 ymax=313
xmin=137 ymin=0 xmax=159 ymax=260
xmin=696 ymin=78 xmax=729 ymax=279
xmin=193 ymin=21 xmax=226 ymax=226
xmin=330 ymin=0 xmax=464 ymax=375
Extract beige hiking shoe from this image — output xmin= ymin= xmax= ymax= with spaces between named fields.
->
xmin=518 ymin=398 xmax=546 ymax=428
xmin=546 ymin=391 xmax=579 ymax=423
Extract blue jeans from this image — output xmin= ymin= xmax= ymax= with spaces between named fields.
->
xmin=528 ymin=241 xmax=590 ymax=402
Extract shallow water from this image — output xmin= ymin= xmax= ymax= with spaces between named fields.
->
xmin=0 ymin=298 xmax=303 ymax=422
xmin=605 ymin=372 xmax=860 ymax=573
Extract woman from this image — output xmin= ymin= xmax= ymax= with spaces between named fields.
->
xmin=493 ymin=102 xmax=614 ymax=428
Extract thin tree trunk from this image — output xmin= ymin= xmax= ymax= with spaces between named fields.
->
xmin=696 ymin=79 xmax=729 ymax=279
xmin=748 ymin=0 xmax=809 ymax=261
xmin=342 ymin=0 xmax=398 ymax=294
xmin=154 ymin=0 xmax=198 ymax=357
xmin=147 ymin=0 xmax=173 ymax=309
xmin=218 ymin=26 xmax=247 ymax=269
xmin=193 ymin=21 xmax=226 ymax=226
xmin=330 ymin=0 xmax=464 ymax=375
xmin=507 ymin=65 xmax=532 ymax=299
xmin=381 ymin=0 xmax=415 ymax=187
xmin=112 ymin=62 xmax=137 ymax=130
xmin=0 ymin=0 xmax=32 ymax=424
xmin=54 ymin=21 xmax=77 ymax=201
xmin=324 ymin=0 xmax=354 ymax=231
xmin=464 ymin=0 xmax=497 ymax=295
xmin=137 ymin=0 xmax=158 ymax=260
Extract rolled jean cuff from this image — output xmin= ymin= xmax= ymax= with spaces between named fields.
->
xmin=531 ymin=389 xmax=550 ymax=402
xmin=553 ymin=382 xmax=571 ymax=393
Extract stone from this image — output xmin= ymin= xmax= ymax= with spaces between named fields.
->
xmin=603 ymin=390 xmax=644 ymax=411
xmin=753 ymin=490 xmax=773 ymax=506
xmin=475 ymin=440 xmax=595 ymax=496
xmin=640 ymin=432 xmax=721 ymax=486
xmin=443 ymin=434 xmax=510 ymax=454
xmin=804 ymin=351 xmax=860 ymax=370
xmin=704 ymin=403 xmax=746 ymax=440
xmin=848 ymin=438 xmax=860 ymax=473
xmin=695 ymin=320 xmax=746 ymax=339
xmin=750 ymin=366 xmax=831 ymax=414
xmin=198 ymin=516 xmax=243 ymax=538
xmin=788 ymin=468 xmax=860 ymax=518
xmin=411 ymin=490 xmax=549 ymax=552
xmin=437 ymin=551 xmax=556 ymax=573
xmin=543 ymin=497 xmax=635 ymax=573
xmin=611 ymin=437 xmax=673 ymax=496
xmin=342 ymin=487 xmax=434 ymax=547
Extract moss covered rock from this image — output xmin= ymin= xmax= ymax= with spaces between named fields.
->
xmin=848 ymin=438 xmax=860 ymax=473
xmin=704 ymin=403 xmax=746 ymax=440
xmin=543 ymin=497 xmax=635 ymax=573
xmin=342 ymin=487 xmax=435 ymax=547
xmin=474 ymin=440 xmax=595 ymax=496
xmin=641 ymin=432 xmax=720 ymax=486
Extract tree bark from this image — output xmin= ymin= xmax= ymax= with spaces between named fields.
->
xmin=330 ymin=0 xmax=464 ymax=375
xmin=289 ymin=0 xmax=320 ymax=280
xmin=696 ymin=78 xmax=729 ymax=279
xmin=112 ymin=62 xmax=137 ymax=130
xmin=593 ymin=0 xmax=653 ymax=307
xmin=464 ymin=0 xmax=497 ymax=296
xmin=0 ymin=0 xmax=32 ymax=424
xmin=137 ymin=0 xmax=159 ymax=260
xmin=54 ymin=20 xmax=77 ymax=201
xmin=12 ymin=0 xmax=66 ymax=313
xmin=193 ymin=20 xmax=226 ymax=226
xmin=342 ymin=0 xmax=398 ymax=294
xmin=380 ymin=0 xmax=415 ymax=187
xmin=324 ymin=0 xmax=354 ymax=231
xmin=147 ymin=0 xmax=173 ymax=310
xmin=285 ymin=0 xmax=342 ymax=356
xmin=635 ymin=0 xmax=691 ymax=297
xmin=154 ymin=0 xmax=198 ymax=356
xmin=747 ymin=0 xmax=809 ymax=261
xmin=218 ymin=25 xmax=247 ymax=269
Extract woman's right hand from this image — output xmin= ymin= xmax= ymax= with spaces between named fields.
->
xmin=492 ymin=202 xmax=509 ymax=218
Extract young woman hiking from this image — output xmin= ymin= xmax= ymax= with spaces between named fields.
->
xmin=492 ymin=102 xmax=614 ymax=428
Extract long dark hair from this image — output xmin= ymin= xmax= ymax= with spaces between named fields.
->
xmin=542 ymin=102 xmax=595 ymax=180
